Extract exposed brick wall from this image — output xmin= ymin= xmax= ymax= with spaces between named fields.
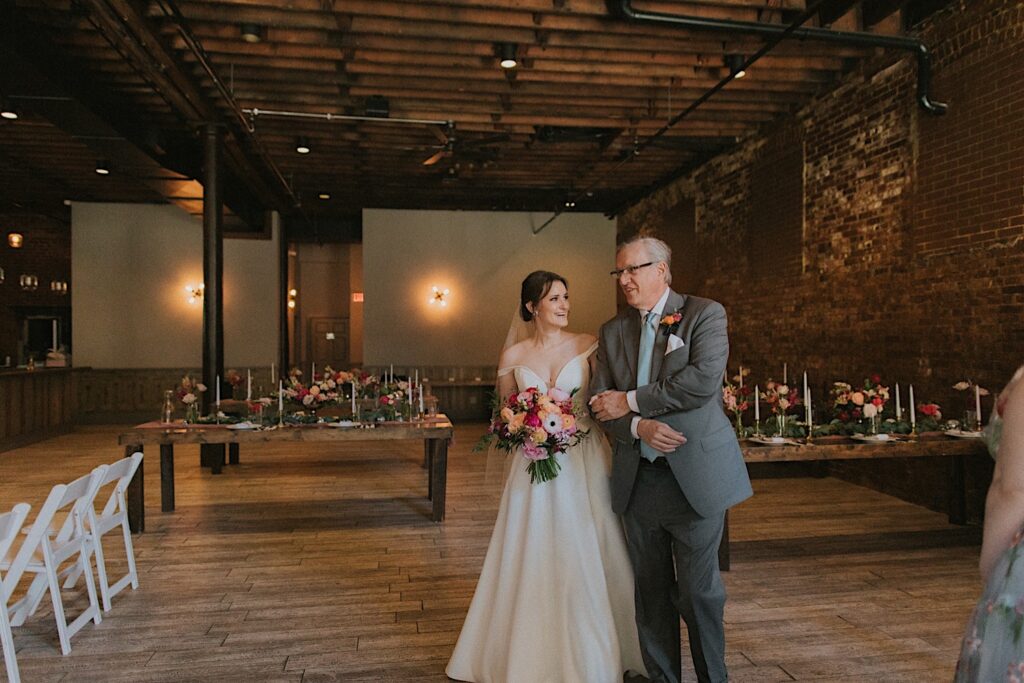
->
xmin=618 ymin=0 xmax=1023 ymax=520
xmin=0 ymin=211 xmax=72 ymax=363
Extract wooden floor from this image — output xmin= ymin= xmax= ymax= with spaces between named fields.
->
xmin=0 ymin=424 xmax=983 ymax=682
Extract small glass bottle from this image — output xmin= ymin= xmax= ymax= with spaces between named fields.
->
xmin=162 ymin=390 xmax=175 ymax=423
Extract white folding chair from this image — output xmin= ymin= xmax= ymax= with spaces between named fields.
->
xmin=64 ymin=452 xmax=142 ymax=611
xmin=6 ymin=466 xmax=106 ymax=655
xmin=0 ymin=503 xmax=31 ymax=683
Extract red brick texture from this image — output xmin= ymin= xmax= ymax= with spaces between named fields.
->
xmin=618 ymin=0 xmax=1023 ymax=519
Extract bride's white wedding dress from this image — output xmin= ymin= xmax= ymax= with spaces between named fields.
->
xmin=446 ymin=342 xmax=646 ymax=683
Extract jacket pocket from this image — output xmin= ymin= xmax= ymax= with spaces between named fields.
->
xmin=700 ymin=422 xmax=735 ymax=451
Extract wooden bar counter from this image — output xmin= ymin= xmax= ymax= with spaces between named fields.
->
xmin=0 ymin=367 xmax=76 ymax=453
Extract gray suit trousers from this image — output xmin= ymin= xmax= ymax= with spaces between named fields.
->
xmin=623 ymin=462 xmax=727 ymax=683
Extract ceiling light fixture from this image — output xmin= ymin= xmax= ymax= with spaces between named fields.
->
xmin=240 ymin=23 xmax=264 ymax=43
xmin=724 ymin=54 xmax=747 ymax=79
xmin=498 ymin=43 xmax=518 ymax=69
xmin=295 ymin=136 xmax=311 ymax=154
xmin=317 ymin=192 xmax=331 ymax=200
xmin=8 ymin=232 xmax=24 ymax=249
xmin=95 ymin=159 xmax=111 ymax=175
xmin=0 ymin=97 xmax=18 ymax=120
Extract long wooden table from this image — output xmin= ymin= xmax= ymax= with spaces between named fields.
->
xmin=717 ymin=434 xmax=990 ymax=569
xmin=118 ymin=416 xmax=454 ymax=531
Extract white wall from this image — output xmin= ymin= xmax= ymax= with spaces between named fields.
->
xmin=363 ymin=209 xmax=617 ymax=366
xmin=72 ymin=203 xmax=278 ymax=368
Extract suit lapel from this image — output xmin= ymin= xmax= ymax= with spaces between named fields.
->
xmin=651 ymin=290 xmax=686 ymax=380
xmin=619 ymin=310 xmax=640 ymax=388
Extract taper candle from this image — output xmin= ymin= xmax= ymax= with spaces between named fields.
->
xmin=975 ymin=384 xmax=982 ymax=429
xmin=738 ymin=366 xmax=743 ymax=389
xmin=895 ymin=384 xmax=902 ymax=420
xmin=783 ymin=363 xmax=788 ymax=384
xmin=278 ymin=380 xmax=283 ymax=415
xmin=215 ymin=375 xmax=220 ymax=405
xmin=419 ymin=385 xmax=424 ymax=414
xmin=909 ymin=385 xmax=916 ymax=427
xmin=754 ymin=385 xmax=760 ymax=422
xmin=247 ymin=369 xmax=252 ymax=401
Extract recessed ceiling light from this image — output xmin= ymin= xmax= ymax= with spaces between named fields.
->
xmin=240 ymin=23 xmax=264 ymax=43
xmin=497 ymin=43 xmax=518 ymax=69
xmin=725 ymin=54 xmax=747 ymax=79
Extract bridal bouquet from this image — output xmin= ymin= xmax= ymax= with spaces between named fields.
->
xmin=476 ymin=386 xmax=588 ymax=484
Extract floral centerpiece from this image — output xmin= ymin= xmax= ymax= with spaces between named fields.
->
xmin=375 ymin=381 xmax=413 ymax=420
xmin=915 ymin=402 xmax=943 ymax=432
xmin=176 ymin=375 xmax=206 ymax=423
xmin=476 ymin=386 xmax=589 ymax=484
xmin=759 ymin=380 xmax=802 ymax=436
xmin=830 ymin=375 xmax=890 ymax=433
xmin=722 ymin=368 xmax=753 ymax=437
xmin=280 ymin=368 xmax=341 ymax=410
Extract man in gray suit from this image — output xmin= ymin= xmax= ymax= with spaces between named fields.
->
xmin=590 ymin=235 xmax=752 ymax=683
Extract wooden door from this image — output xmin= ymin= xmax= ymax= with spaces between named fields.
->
xmin=308 ymin=317 xmax=349 ymax=369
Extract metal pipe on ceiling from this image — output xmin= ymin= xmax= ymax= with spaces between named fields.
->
xmin=151 ymin=0 xmax=304 ymax=213
xmin=613 ymin=0 xmax=948 ymax=115
xmin=243 ymin=109 xmax=450 ymax=129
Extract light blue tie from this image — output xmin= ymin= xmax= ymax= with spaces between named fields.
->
xmin=637 ymin=311 xmax=659 ymax=462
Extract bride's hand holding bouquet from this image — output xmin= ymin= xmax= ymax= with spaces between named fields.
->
xmin=476 ymin=386 xmax=589 ymax=484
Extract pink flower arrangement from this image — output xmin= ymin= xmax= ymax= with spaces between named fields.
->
xmin=478 ymin=386 xmax=588 ymax=484
xmin=831 ymin=375 xmax=889 ymax=422
xmin=760 ymin=380 xmax=801 ymax=416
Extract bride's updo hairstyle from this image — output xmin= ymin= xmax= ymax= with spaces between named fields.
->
xmin=520 ymin=271 xmax=568 ymax=322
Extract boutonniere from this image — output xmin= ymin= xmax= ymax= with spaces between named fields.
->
xmin=659 ymin=310 xmax=683 ymax=335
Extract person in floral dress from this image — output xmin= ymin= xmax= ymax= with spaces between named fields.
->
xmin=956 ymin=366 xmax=1024 ymax=682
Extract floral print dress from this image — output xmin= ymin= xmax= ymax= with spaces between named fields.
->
xmin=956 ymin=528 xmax=1024 ymax=682
xmin=956 ymin=378 xmax=1024 ymax=682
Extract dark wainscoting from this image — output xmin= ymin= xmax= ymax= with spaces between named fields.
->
xmin=0 ymin=367 xmax=75 ymax=452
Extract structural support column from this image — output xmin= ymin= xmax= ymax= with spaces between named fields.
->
xmin=202 ymin=123 xmax=224 ymax=414
xmin=277 ymin=212 xmax=289 ymax=379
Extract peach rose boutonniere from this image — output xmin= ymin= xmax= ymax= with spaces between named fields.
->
xmin=659 ymin=310 xmax=683 ymax=335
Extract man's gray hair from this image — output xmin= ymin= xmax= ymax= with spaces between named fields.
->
xmin=617 ymin=235 xmax=673 ymax=285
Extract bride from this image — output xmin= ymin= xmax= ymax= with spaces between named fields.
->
xmin=446 ymin=270 xmax=646 ymax=682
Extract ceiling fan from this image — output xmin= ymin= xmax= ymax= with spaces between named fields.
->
xmin=421 ymin=123 xmax=510 ymax=166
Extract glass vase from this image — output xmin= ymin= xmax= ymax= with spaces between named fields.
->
xmin=734 ymin=412 xmax=744 ymax=438
xmin=161 ymin=390 xmax=175 ymax=424
xmin=775 ymin=413 xmax=788 ymax=437
xmin=184 ymin=402 xmax=199 ymax=424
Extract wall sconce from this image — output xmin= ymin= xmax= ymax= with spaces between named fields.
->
xmin=19 ymin=274 xmax=38 ymax=291
xmin=184 ymin=283 xmax=204 ymax=304
xmin=50 ymin=280 xmax=68 ymax=295
xmin=428 ymin=285 xmax=450 ymax=307
xmin=288 ymin=288 xmax=297 ymax=309
xmin=7 ymin=232 xmax=23 ymax=248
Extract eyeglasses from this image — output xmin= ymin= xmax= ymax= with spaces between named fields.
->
xmin=609 ymin=262 xmax=654 ymax=279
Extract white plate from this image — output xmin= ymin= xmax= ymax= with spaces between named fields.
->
xmin=327 ymin=420 xmax=358 ymax=428
xmin=748 ymin=436 xmax=798 ymax=447
xmin=945 ymin=429 xmax=983 ymax=439
xmin=227 ymin=422 xmax=258 ymax=430
xmin=849 ymin=433 xmax=896 ymax=442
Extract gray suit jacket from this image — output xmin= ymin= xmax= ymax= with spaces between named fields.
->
xmin=591 ymin=290 xmax=753 ymax=517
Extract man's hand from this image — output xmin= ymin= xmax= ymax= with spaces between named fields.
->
xmin=637 ymin=419 xmax=687 ymax=453
xmin=589 ymin=390 xmax=630 ymax=421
